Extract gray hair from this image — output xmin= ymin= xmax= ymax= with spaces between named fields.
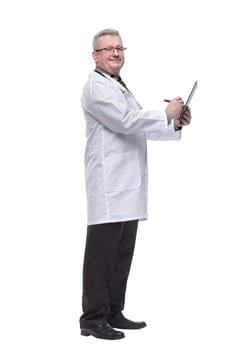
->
xmin=92 ymin=29 xmax=122 ymax=50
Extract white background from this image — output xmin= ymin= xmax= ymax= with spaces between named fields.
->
xmin=0 ymin=0 xmax=233 ymax=349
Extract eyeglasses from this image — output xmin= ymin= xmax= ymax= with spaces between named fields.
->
xmin=95 ymin=46 xmax=127 ymax=53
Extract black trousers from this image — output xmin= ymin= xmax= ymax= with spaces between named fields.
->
xmin=80 ymin=220 xmax=138 ymax=323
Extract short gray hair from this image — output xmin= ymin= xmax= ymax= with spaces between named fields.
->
xmin=92 ymin=29 xmax=122 ymax=50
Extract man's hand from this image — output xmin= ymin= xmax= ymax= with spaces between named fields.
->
xmin=165 ymin=97 xmax=184 ymax=120
xmin=174 ymin=106 xmax=192 ymax=128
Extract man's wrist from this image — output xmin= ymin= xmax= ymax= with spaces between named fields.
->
xmin=166 ymin=111 xmax=172 ymax=125
xmin=174 ymin=124 xmax=182 ymax=131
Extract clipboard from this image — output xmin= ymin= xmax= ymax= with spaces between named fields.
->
xmin=179 ymin=80 xmax=198 ymax=122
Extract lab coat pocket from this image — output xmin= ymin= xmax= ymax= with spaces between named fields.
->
xmin=105 ymin=150 xmax=141 ymax=193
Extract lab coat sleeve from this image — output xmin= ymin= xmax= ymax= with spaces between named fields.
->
xmin=146 ymin=119 xmax=182 ymax=141
xmin=81 ymin=78 xmax=174 ymax=135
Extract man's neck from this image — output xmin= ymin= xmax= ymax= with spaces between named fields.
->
xmin=95 ymin=66 xmax=120 ymax=78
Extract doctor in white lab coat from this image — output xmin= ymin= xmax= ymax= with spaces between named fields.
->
xmin=79 ymin=29 xmax=191 ymax=340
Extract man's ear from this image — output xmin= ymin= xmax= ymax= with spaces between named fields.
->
xmin=92 ymin=51 xmax=98 ymax=64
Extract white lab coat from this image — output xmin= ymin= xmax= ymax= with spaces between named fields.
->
xmin=81 ymin=71 xmax=181 ymax=225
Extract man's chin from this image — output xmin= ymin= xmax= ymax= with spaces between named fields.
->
xmin=110 ymin=62 xmax=122 ymax=67
xmin=109 ymin=62 xmax=123 ymax=72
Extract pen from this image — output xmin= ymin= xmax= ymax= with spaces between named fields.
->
xmin=164 ymin=99 xmax=171 ymax=103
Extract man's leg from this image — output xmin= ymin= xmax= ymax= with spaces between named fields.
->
xmin=80 ymin=222 xmax=124 ymax=323
xmin=108 ymin=220 xmax=146 ymax=329
xmin=108 ymin=220 xmax=138 ymax=318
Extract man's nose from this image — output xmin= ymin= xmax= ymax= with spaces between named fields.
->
xmin=112 ymin=48 xmax=120 ymax=55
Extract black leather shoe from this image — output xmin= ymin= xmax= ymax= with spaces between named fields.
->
xmin=108 ymin=313 xmax=147 ymax=330
xmin=80 ymin=320 xmax=125 ymax=340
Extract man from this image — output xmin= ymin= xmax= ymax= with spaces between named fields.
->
xmin=80 ymin=28 xmax=191 ymax=340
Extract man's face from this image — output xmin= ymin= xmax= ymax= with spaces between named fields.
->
xmin=92 ymin=34 xmax=125 ymax=76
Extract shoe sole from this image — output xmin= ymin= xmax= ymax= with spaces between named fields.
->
xmin=108 ymin=322 xmax=147 ymax=330
xmin=81 ymin=328 xmax=125 ymax=340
